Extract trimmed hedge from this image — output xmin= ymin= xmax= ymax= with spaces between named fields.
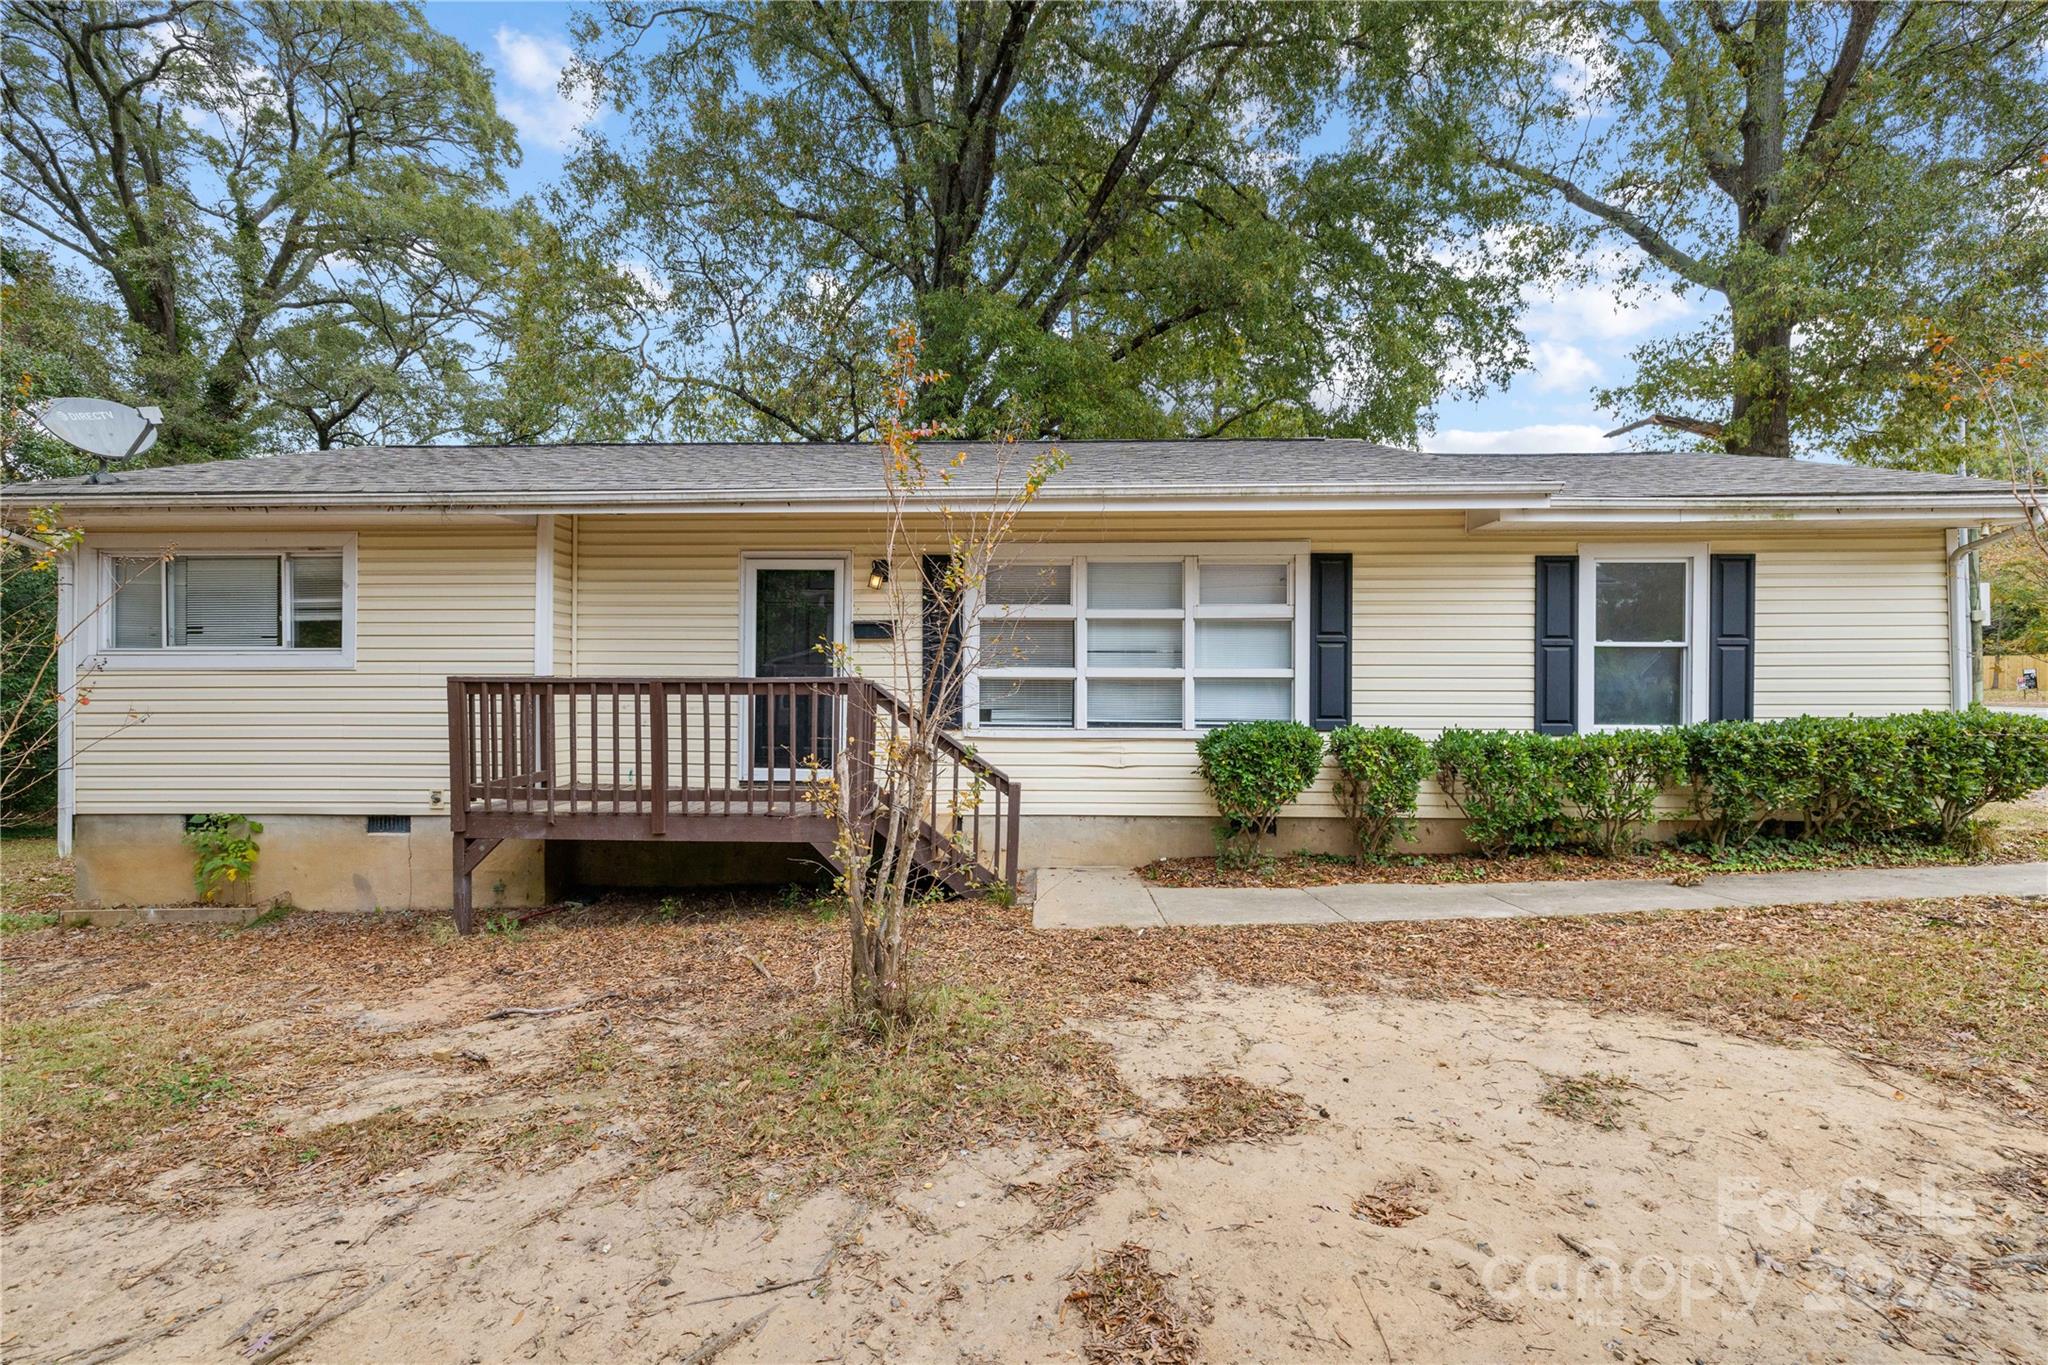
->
xmin=1432 ymin=729 xmax=1576 ymax=855
xmin=1194 ymin=709 xmax=2048 ymax=865
xmin=1327 ymin=725 xmax=1431 ymax=860
xmin=1196 ymin=720 xmax=1324 ymax=866
xmin=1558 ymin=729 xmax=1689 ymax=856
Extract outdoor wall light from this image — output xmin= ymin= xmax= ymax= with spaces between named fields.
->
xmin=868 ymin=559 xmax=891 ymax=590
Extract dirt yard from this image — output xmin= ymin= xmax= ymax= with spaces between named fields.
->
xmin=3 ymin=889 xmax=2045 ymax=1362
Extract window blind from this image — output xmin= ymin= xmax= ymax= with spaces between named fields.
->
xmin=1088 ymin=678 xmax=1181 ymax=727
xmin=978 ymin=678 xmax=1074 ymax=727
xmin=1087 ymin=561 xmax=1181 ymax=609
xmin=981 ymin=619 xmax=1074 ymax=668
xmin=171 ymin=556 xmax=281 ymax=647
xmin=985 ymin=562 xmax=1071 ymax=606
xmin=1194 ymin=619 xmax=1289 ymax=669
xmin=1198 ymin=562 xmax=1286 ymax=605
xmin=1087 ymin=619 xmax=1182 ymax=669
xmin=111 ymin=558 xmax=164 ymax=648
xmin=1195 ymin=678 xmax=1290 ymax=726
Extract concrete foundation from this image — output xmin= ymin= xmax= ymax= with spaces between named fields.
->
xmin=1018 ymin=814 xmax=1481 ymax=865
xmin=73 ymin=815 xmax=546 ymax=913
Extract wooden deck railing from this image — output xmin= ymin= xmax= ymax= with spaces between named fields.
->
xmin=446 ymin=676 xmax=1020 ymax=912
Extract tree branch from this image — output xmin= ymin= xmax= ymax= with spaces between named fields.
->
xmin=1481 ymin=152 xmax=1723 ymax=292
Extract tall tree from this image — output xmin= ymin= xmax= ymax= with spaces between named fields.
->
xmin=1 ymin=0 xmax=520 ymax=458
xmin=566 ymin=0 xmax=1534 ymax=442
xmin=1433 ymin=2 xmax=2048 ymax=460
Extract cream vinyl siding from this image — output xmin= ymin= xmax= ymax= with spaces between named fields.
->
xmin=553 ymin=516 xmax=576 ymax=674
xmin=71 ymin=512 xmax=1952 ymax=823
xmin=565 ymin=515 xmax=1952 ymax=821
xmin=74 ymin=526 xmax=536 ymax=814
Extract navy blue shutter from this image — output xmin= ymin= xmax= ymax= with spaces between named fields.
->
xmin=921 ymin=554 xmax=962 ymax=728
xmin=1534 ymin=556 xmax=1577 ymax=734
xmin=1708 ymin=554 xmax=1756 ymax=721
xmin=1308 ymin=553 xmax=1352 ymax=731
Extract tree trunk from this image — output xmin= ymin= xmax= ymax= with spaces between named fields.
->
xmin=1725 ymin=2 xmax=1794 ymax=458
xmin=1728 ymin=299 xmax=1794 ymax=458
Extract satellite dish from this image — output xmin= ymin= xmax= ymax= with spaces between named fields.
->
xmin=26 ymin=398 xmax=163 ymax=482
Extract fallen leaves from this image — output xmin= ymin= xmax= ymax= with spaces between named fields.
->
xmin=1064 ymin=1242 xmax=1204 ymax=1365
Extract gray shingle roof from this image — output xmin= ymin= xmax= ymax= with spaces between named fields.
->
xmin=4 ymin=438 xmax=2015 ymax=505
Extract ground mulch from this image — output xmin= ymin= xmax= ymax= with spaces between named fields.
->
xmin=1139 ymin=829 xmax=2048 ymax=889
xmin=3 ymin=888 xmax=2043 ymax=1223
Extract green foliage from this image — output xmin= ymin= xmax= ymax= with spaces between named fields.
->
xmin=1901 ymin=708 xmax=2048 ymax=843
xmin=1558 ymin=729 xmax=1689 ymax=857
xmin=1195 ymin=721 xmax=1325 ymax=868
xmin=1797 ymin=715 xmax=1918 ymax=841
xmin=1432 ymin=729 xmax=1577 ymax=855
xmin=564 ymin=2 xmax=1532 ymax=442
xmin=1986 ymin=546 xmax=2048 ymax=655
xmin=1431 ymin=5 xmax=2048 ymax=461
xmin=0 ymin=2 xmax=636 ymax=457
xmin=1326 ymin=725 xmax=1431 ymax=860
xmin=182 ymin=815 xmax=262 ymax=903
xmin=1681 ymin=720 xmax=1820 ymax=850
xmin=1683 ymin=709 xmax=2048 ymax=850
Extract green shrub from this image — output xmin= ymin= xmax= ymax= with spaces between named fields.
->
xmin=1899 ymin=707 xmax=2048 ymax=842
xmin=183 ymin=814 xmax=262 ymax=902
xmin=1558 ymin=729 xmax=1689 ymax=856
xmin=1432 ymin=729 xmax=1576 ymax=855
xmin=1797 ymin=715 xmax=1918 ymax=840
xmin=1195 ymin=721 xmax=1325 ymax=867
xmin=1681 ymin=719 xmax=1820 ymax=850
xmin=1326 ymin=725 xmax=1431 ymax=860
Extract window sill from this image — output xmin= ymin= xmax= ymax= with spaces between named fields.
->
xmin=966 ymin=726 xmax=1285 ymax=740
xmin=89 ymin=649 xmax=356 ymax=672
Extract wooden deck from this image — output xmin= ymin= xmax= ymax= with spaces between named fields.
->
xmin=447 ymin=676 xmax=1020 ymax=931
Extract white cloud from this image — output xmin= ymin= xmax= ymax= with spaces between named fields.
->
xmin=1421 ymin=423 xmax=1619 ymax=454
xmin=1528 ymin=339 xmax=1602 ymax=393
xmin=1521 ymin=250 xmax=1696 ymax=342
xmin=493 ymin=27 xmax=596 ymax=153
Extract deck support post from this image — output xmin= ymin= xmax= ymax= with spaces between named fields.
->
xmin=451 ymin=835 xmax=502 ymax=934
xmin=452 ymin=836 xmax=475 ymax=934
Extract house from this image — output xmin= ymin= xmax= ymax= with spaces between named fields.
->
xmin=8 ymin=439 xmax=2021 ymax=919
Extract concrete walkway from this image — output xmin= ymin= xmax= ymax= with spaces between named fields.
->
xmin=1031 ymin=860 xmax=2048 ymax=930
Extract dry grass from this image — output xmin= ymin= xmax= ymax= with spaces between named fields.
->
xmin=658 ymin=985 xmax=1125 ymax=1211
xmin=1535 ymin=1071 xmax=1637 ymax=1131
xmin=0 ymin=835 xmax=71 ymax=930
xmin=2 ymin=888 xmax=2043 ymax=1222
xmin=1147 ymin=1073 xmax=1315 ymax=1155
xmin=0 ymin=1003 xmax=242 ymax=1197
xmin=1064 ymin=1242 xmax=1203 ymax=1365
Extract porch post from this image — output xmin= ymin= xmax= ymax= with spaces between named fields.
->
xmin=452 ymin=838 xmax=475 ymax=935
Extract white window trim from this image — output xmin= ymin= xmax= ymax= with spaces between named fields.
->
xmin=964 ymin=541 xmax=1312 ymax=736
xmin=1575 ymin=542 xmax=1710 ymax=731
xmin=86 ymin=532 xmax=357 ymax=670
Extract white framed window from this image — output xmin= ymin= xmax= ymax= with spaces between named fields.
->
xmin=91 ymin=534 xmax=356 ymax=669
xmin=1575 ymin=544 xmax=1709 ymax=729
xmin=968 ymin=544 xmax=1308 ymax=733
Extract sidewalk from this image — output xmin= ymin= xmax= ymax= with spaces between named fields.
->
xmin=1031 ymin=861 xmax=2048 ymax=930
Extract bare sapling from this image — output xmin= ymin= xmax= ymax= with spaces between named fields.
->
xmin=815 ymin=325 xmax=1064 ymax=1026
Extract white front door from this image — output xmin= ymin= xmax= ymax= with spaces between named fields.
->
xmin=740 ymin=557 xmax=849 ymax=777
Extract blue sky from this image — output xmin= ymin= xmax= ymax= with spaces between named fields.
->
xmin=428 ymin=1 xmax=1710 ymax=453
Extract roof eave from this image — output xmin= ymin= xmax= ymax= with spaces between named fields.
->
xmin=1469 ymin=494 xmax=2028 ymax=532
xmin=8 ymin=481 xmax=1568 ymax=518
